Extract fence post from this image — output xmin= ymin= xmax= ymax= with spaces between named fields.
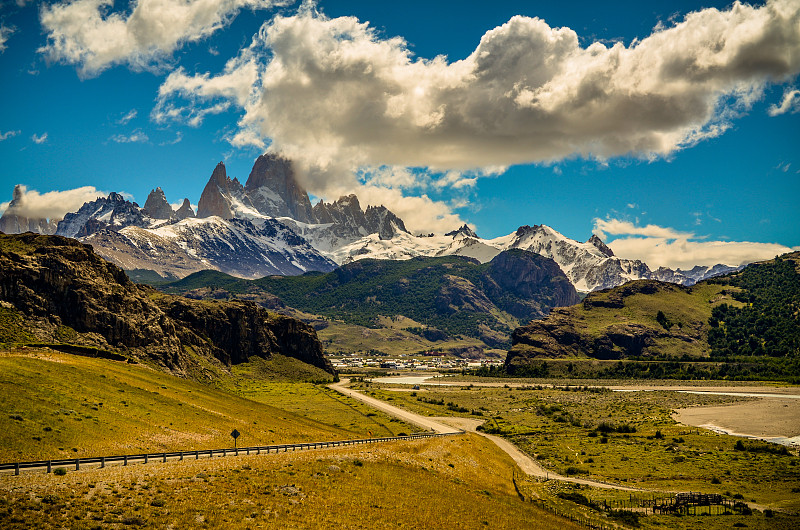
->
xmin=144 ymin=454 xmax=148 ymax=464
xmin=195 ymin=451 xmax=199 ymax=460
xmin=47 ymin=461 xmax=52 ymax=474
xmin=163 ymin=453 xmax=167 ymax=463
xmin=101 ymin=457 xmax=105 ymax=469
xmin=75 ymin=460 xmax=80 ymax=471
xmin=124 ymin=455 xmax=128 ymax=466
xmin=14 ymin=463 xmax=19 ymax=476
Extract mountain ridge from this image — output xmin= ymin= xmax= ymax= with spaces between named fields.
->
xmin=1 ymin=154 xmax=741 ymax=291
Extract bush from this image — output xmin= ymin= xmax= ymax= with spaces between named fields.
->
xmin=53 ymin=467 xmax=67 ymax=476
xmin=608 ymin=509 xmax=642 ymax=527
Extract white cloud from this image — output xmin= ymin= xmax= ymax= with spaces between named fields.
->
xmin=0 ymin=184 xmax=106 ymax=220
xmin=593 ymin=217 xmax=799 ymax=269
xmin=39 ymin=0 xmax=286 ymax=77
xmin=31 ymin=132 xmax=48 ymax=144
xmin=0 ymin=130 xmax=20 ymax=141
xmin=117 ymin=108 xmax=138 ymax=124
xmin=593 ymin=218 xmax=692 ymax=240
xmin=109 ymin=129 xmax=149 ymax=143
xmin=0 ymin=24 xmax=13 ymax=53
xmin=768 ymin=87 xmax=800 ymax=115
xmin=156 ymin=0 xmax=800 ymax=179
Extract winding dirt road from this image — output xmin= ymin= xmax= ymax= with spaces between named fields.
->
xmin=330 ymin=379 xmax=642 ymax=491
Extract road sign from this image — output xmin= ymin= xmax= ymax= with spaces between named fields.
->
xmin=231 ymin=429 xmax=240 ymax=439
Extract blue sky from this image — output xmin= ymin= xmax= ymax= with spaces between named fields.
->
xmin=0 ymin=0 xmax=798 ymax=268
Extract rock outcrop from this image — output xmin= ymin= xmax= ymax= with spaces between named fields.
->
xmin=0 ymin=233 xmax=335 ymax=376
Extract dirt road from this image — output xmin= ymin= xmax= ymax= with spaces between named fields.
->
xmin=328 ymin=379 xmax=461 ymax=434
xmin=330 ymin=379 xmax=643 ymax=491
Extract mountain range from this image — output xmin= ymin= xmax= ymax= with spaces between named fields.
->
xmin=0 ymin=154 xmax=739 ymax=291
xmin=160 ymin=249 xmax=581 ymax=349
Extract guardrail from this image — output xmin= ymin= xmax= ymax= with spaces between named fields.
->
xmin=0 ymin=431 xmax=460 ymax=476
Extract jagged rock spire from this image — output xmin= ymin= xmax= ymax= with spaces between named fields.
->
xmin=175 ymin=198 xmax=195 ymax=220
xmin=143 ymin=187 xmax=174 ymax=219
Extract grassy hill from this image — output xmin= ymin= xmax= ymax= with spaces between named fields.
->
xmin=505 ymin=252 xmax=800 ymax=381
xmin=0 ymin=350 xmax=415 ymax=462
xmin=161 ymin=251 xmax=579 ymax=349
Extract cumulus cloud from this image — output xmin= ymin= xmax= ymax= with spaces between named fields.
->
xmin=0 ymin=130 xmax=20 ymax=141
xmin=0 ymin=184 xmax=105 ymax=220
xmin=768 ymin=87 xmax=800 ymax=115
xmin=156 ymin=0 xmax=800 ymax=179
xmin=109 ymin=129 xmax=149 ymax=143
xmin=39 ymin=0 xmax=286 ymax=77
xmin=31 ymin=132 xmax=48 ymax=144
xmin=593 ymin=217 xmax=799 ymax=270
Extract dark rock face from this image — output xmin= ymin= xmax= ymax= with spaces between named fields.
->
xmin=143 ymin=187 xmax=175 ymax=219
xmin=0 ymin=185 xmax=59 ymax=235
xmin=245 ymin=154 xmax=315 ymax=223
xmin=0 ymin=233 xmax=335 ymax=376
xmin=484 ymin=250 xmax=580 ymax=305
xmin=175 ymin=198 xmax=195 ymax=220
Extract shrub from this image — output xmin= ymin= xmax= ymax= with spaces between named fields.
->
xmin=53 ymin=467 xmax=67 ymax=476
xmin=608 ymin=509 xmax=642 ymax=527
xmin=150 ymin=498 xmax=165 ymax=507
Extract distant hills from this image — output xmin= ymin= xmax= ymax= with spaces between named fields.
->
xmin=161 ymin=250 xmax=580 ymax=349
xmin=0 ymin=153 xmax=740 ymax=293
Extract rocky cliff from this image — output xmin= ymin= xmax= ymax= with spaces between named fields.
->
xmin=0 ymin=233 xmax=335 ymax=376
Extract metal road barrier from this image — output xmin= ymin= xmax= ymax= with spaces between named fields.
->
xmin=0 ymin=432 xmax=461 ymax=476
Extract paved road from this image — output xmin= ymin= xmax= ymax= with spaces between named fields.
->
xmin=330 ymin=380 xmax=643 ymax=491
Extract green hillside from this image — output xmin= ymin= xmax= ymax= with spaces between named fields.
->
xmin=0 ymin=350 xmax=415 ymax=462
xmin=505 ymin=252 xmax=800 ymax=381
xmin=162 ymin=250 xmax=579 ymax=349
